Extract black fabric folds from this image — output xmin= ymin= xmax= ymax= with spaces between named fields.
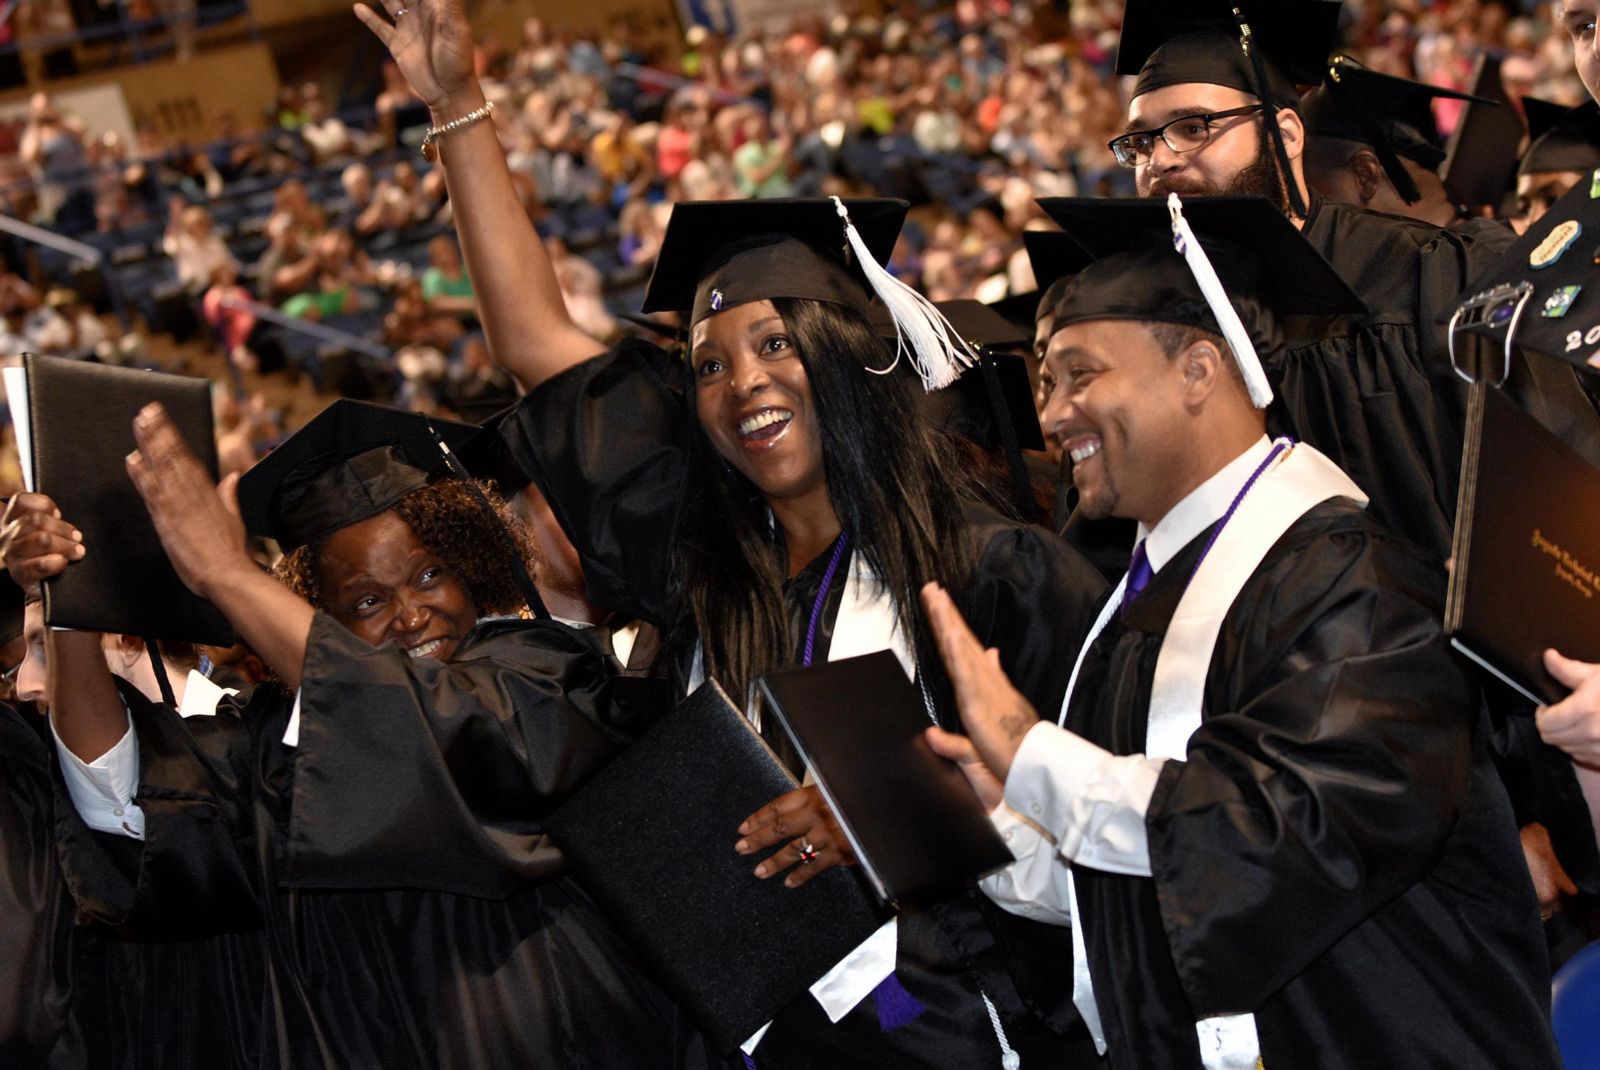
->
xmin=57 ymin=617 xmax=714 ymax=1070
xmin=0 ymin=705 xmax=75 ymax=1067
xmin=1272 ymin=196 xmax=1600 ymax=563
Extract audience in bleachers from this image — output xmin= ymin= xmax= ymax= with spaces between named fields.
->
xmin=0 ymin=0 xmax=1594 ymax=441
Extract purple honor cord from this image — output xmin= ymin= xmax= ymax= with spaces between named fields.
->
xmin=1186 ymin=437 xmax=1293 ymax=586
xmin=801 ymin=532 xmax=851 ymax=668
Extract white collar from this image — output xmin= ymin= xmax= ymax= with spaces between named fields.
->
xmin=1138 ymin=435 xmax=1273 ymax=575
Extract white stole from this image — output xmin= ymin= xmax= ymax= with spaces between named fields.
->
xmin=694 ymin=553 xmax=910 ymax=1054
xmin=1060 ymin=444 xmax=1367 ymax=1067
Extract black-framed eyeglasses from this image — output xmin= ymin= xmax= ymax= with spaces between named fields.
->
xmin=1107 ymin=105 xmax=1265 ymax=169
xmin=0 ymin=661 xmax=21 ymax=686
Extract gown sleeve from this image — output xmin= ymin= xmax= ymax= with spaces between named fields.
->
xmin=282 ymin=613 xmax=632 ymax=898
xmin=962 ymin=505 xmax=1109 ymax=718
xmin=505 ymin=339 xmax=691 ymax=628
xmin=53 ymin=681 xmax=266 ymax=941
xmin=1142 ymin=523 xmax=1482 ymax=1019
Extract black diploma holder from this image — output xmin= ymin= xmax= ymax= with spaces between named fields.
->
xmin=6 ymin=354 xmax=233 ymax=645
xmin=1446 ymin=382 xmax=1600 ymax=704
xmin=545 ymin=681 xmax=887 ymax=1054
xmin=758 ymin=649 xmax=1015 ymax=907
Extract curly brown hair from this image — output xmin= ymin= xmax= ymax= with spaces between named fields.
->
xmin=274 ymin=479 xmax=541 ymax=617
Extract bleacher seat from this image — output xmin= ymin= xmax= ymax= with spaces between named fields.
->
xmin=1554 ymin=941 xmax=1600 ymax=1069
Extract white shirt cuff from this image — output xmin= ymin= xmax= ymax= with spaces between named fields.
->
xmin=979 ymin=802 xmax=1075 ymax=924
xmin=52 ymin=712 xmax=145 ymax=840
xmin=1003 ymin=721 xmax=1164 ymax=877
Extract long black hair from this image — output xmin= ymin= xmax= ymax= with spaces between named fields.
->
xmin=671 ymin=296 xmax=977 ymax=707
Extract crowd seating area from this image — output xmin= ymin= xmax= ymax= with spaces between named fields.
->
xmin=0 ymin=0 xmax=1589 ymax=448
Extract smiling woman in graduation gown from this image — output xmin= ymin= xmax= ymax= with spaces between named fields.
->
xmin=8 ymin=401 xmax=714 ymax=1070
xmin=511 ymin=331 xmax=1103 ymax=1066
xmin=351 ymin=4 xmax=1107 ymax=1065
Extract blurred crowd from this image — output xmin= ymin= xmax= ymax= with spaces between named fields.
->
xmin=0 ymin=0 xmax=1590 ymax=475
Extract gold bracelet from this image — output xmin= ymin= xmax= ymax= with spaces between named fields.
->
xmin=421 ymin=99 xmax=495 ymax=162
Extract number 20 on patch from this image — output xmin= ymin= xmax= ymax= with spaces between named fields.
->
xmin=1564 ymin=325 xmax=1600 ymax=351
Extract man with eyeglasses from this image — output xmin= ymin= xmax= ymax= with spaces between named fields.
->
xmin=1101 ymin=0 xmax=1600 ymax=568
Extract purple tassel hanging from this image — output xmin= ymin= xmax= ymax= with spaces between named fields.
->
xmin=871 ymin=971 xmax=926 ymax=1032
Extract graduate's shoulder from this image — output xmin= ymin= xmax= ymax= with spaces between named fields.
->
xmin=960 ymin=499 xmax=1111 ymax=600
xmin=1308 ymin=198 xmax=1505 ymax=293
xmin=961 ymin=498 xmax=1080 ymax=563
xmin=1312 ymin=197 xmax=1499 ymax=255
xmin=460 ymin=616 xmax=611 ymax=664
xmin=1259 ymin=497 xmax=1447 ymax=599
xmin=521 ymin=335 xmax=681 ymax=413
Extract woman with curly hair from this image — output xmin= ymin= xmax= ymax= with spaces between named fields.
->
xmin=6 ymin=399 xmax=717 ymax=1069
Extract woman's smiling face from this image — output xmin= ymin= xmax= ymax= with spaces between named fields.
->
xmin=690 ymin=299 xmax=827 ymax=502
xmin=316 ymin=509 xmax=479 ymax=661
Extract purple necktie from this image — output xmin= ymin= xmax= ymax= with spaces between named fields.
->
xmin=1121 ymin=539 xmax=1152 ymax=618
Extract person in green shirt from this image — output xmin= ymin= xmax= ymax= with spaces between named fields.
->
xmin=732 ymin=111 xmax=794 ymax=199
xmin=421 ymin=234 xmax=477 ymax=317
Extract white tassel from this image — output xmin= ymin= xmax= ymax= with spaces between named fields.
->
xmin=831 ymin=196 xmax=976 ymax=392
xmin=1166 ymin=193 xmax=1274 ymax=409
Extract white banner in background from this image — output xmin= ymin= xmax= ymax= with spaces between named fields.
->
xmin=676 ymin=0 xmax=838 ymax=36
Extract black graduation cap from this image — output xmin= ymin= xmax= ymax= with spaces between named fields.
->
xmin=1115 ymin=0 xmax=1343 ymax=98
xmin=871 ymin=299 xmax=1045 ymax=454
xmin=617 ymin=310 xmax=687 ymax=346
xmin=1520 ymin=99 xmax=1600 ymax=177
xmin=237 ymin=399 xmax=479 ymax=552
xmin=641 ymin=198 xmax=908 ymax=327
xmin=1454 ymin=177 xmax=1600 ymax=375
xmin=1017 ymin=229 xmax=1096 ymax=328
xmin=936 ymin=299 xmax=1029 ymax=353
xmin=1024 ymin=230 xmax=1091 ymax=298
xmin=457 ymin=404 xmax=533 ymax=497
xmin=987 ymin=291 xmax=1044 ymax=331
xmin=1037 ymin=195 xmax=1366 ymax=331
xmin=1301 ymin=60 xmax=1494 ymax=203
xmin=1441 ymin=53 xmax=1526 ymax=212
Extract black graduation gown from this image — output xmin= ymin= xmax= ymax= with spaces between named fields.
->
xmin=1064 ymin=499 xmax=1558 ymax=1068
xmin=61 ymin=614 xmax=713 ymax=1070
xmin=1290 ymin=200 xmax=1600 ymax=935
xmin=1277 ymin=197 xmax=1600 ymax=564
xmin=0 ymin=703 xmax=77 ymax=1068
xmin=508 ymin=341 xmax=1110 ymax=1067
xmin=0 ymin=697 xmax=268 ymax=1070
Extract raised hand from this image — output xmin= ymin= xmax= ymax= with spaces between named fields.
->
xmin=353 ymin=0 xmax=478 ymax=114
xmin=124 ymin=403 xmax=250 ymax=601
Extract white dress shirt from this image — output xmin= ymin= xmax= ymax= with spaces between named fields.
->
xmin=53 ymin=669 xmax=240 ymax=841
